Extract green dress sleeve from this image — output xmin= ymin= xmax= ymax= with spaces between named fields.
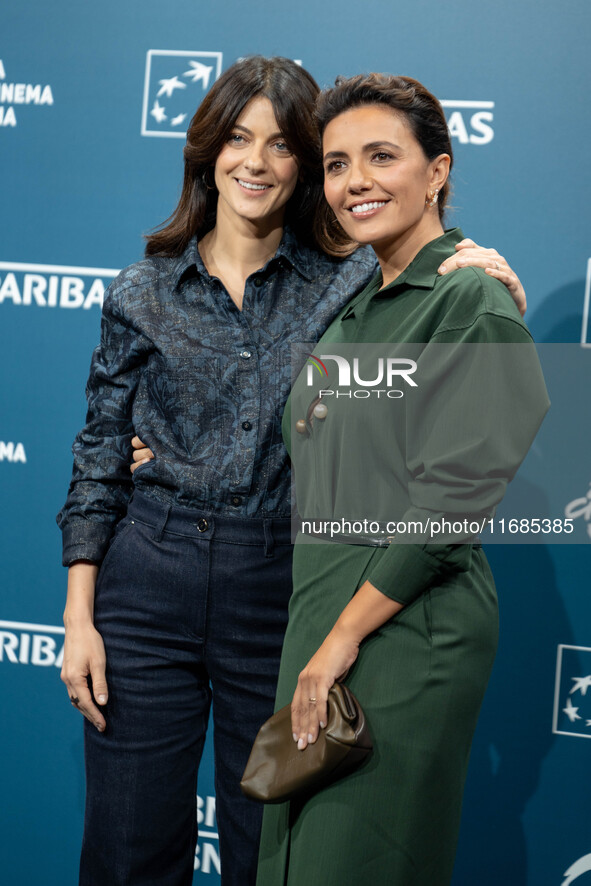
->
xmin=366 ymin=311 xmax=550 ymax=605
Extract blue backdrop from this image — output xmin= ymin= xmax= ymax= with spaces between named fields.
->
xmin=1 ymin=1 xmax=590 ymax=883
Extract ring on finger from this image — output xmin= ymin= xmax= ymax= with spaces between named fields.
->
xmin=70 ymin=695 xmax=80 ymax=706
xmin=308 ymin=697 xmax=317 ymax=704
xmin=494 ymin=260 xmax=501 ymax=270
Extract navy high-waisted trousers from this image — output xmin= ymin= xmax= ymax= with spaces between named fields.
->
xmin=80 ymin=491 xmax=293 ymax=886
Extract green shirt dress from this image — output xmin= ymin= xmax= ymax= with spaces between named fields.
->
xmin=256 ymin=230 xmax=550 ymax=886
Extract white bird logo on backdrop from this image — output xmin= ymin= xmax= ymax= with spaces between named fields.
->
xmin=150 ymin=100 xmax=167 ymax=123
xmin=157 ymin=76 xmax=186 ymax=98
xmin=562 ymin=697 xmax=581 ymax=723
xmin=570 ymin=676 xmax=591 ymax=696
xmin=183 ymin=60 xmax=213 ymax=88
xmin=565 ymin=483 xmax=591 ymax=539
xmin=562 ymin=853 xmax=591 ymax=885
xmin=143 ymin=52 xmax=221 ymax=137
xmin=559 ymin=671 xmax=591 ymax=729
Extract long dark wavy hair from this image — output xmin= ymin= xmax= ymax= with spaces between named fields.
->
xmin=314 ymin=73 xmax=453 ymax=256
xmin=145 ymin=56 xmax=324 ymax=257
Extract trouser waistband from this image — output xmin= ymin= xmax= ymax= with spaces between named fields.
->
xmin=127 ymin=491 xmax=292 ymax=549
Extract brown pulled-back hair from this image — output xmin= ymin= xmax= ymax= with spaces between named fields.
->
xmin=145 ymin=56 xmax=323 ymax=257
xmin=315 ymin=73 xmax=453 ymax=256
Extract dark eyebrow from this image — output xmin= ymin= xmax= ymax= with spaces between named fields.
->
xmin=232 ymin=124 xmax=284 ymax=140
xmin=324 ymin=141 xmax=402 ymax=162
xmin=365 ymin=141 xmax=402 ymax=152
xmin=323 ymin=150 xmax=348 ymax=162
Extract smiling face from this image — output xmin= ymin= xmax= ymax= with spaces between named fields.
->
xmin=213 ymin=96 xmax=300 ymax=232
xmin=322 ymin=104 xmax=449 ymax=263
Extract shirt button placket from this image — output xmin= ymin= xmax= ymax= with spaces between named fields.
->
xmin=236 ymin=344 xmax=258 ymax=506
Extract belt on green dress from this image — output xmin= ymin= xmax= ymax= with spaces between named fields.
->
xmin=300 ymin=527 xmax=393 ymax=547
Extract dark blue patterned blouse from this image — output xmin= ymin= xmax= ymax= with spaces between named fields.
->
xmin=57 ymin=229 xmax=377 ymax=565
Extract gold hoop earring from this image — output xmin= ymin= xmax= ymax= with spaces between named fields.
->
xmin=201 ymin=168 xmax=215 ymax=191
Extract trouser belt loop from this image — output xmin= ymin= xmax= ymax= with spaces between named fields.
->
xmin=152 ymin=503 xmax=172 ymax=543
xmin=263 ymin=520 xmax=274 ymax=558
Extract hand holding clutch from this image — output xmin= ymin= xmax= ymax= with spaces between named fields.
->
xmin=240 ymin=683 xmax=372 ymax=803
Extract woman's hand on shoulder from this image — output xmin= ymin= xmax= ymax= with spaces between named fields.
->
xmin=438 ymin=238 xmax=527 ymax=316
xmin=291 ymin=626 xmax=360 ymax=751
xmin=130 ymin=435 xmax=154 ymax=474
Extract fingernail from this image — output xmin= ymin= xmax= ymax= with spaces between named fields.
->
xmin=98 ymin=694 xmax=107 ymax=704
xmin=297 ymin=738 xmax=306 ymax=750
xmin=96 ymin=723 xmax=104 ymax=732
xmin=438 ymin=264 xmax=446 ymax=273
xmin=293 ymin=733 xmax=298 ymax=742
xmin=319 ymin=721 xmax=326 ymax=728
xmin=308 ymin=733 xmax=314 ymax=743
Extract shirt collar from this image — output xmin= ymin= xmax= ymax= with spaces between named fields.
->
xmin=170 ymin=238 xmax=202 ymax=288
xmin=170 ymin=226 xmax=316 ymax=288
xmin=272 ymin=227 xmax=315 ymax=281
xmin=378 ymin=227 xmax=465 ymax=293
xmin=340 ymin=228 xmax=464 ymax=321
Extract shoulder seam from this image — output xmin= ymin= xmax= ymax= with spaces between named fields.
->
xmin=104 ymin=260 xmax=166 ymax=302
xmin=434 ymin=266 xmax=528 ymax=335
xmin=432 ymin=311 xmax=534 ymax=339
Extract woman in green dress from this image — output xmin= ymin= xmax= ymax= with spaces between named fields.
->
xmin=256 ymin=74 xmax=550 ymax=886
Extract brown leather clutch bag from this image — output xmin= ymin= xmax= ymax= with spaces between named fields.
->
xmin=240 ymin=683 xmax=373 ymax=803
